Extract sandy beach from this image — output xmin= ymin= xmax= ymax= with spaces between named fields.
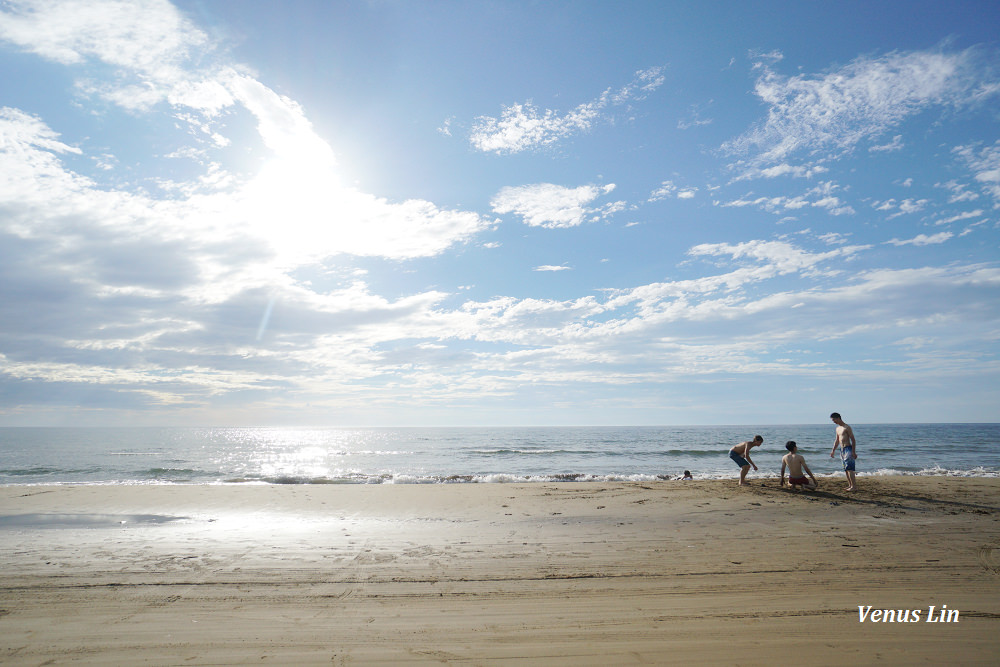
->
xmin=1 ymin=477 xmax=998 ymax=665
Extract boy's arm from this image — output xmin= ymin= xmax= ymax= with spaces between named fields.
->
xmin=780 ymin=458 xmax=787 ymax=483
xmin=830 ymin=434 xmax=839 ymax=457
xmin=848 ymin=428 xmax=857 ymax=456
xmin=745 ymin=450 xmax=757 ymax=470
xmin=803 ymin=460 xmax=816 ymax=481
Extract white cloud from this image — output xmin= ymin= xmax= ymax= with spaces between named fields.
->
xmin=886 ymin=232 xmax=954 ymax=246
xmin=469 ymin=66 xmax=665 ymax=154
xmin=0 ymin=0 xmax=204 ymax=67
xmin=869 ymin=134 xmax=904 ymax=152
xmin=734 ymin=163 xmax=829 ymax=181
xmin=723 ymin=48 xmax=998 ymax=166
xmin=935 ymin=209 xmax=984 ymax=226
xmin=720 ymin=192 xmax=853 ymax=216
xmin=718 ymin=180 xmax=855 ymax=215
xmin=0 ymin=0 xmax=234 ymax=114
xmin=958 ymin=221 xmax=987 ymax=236
xmin=811 ymin=196 xmax=855 ymax=216
xmin=227 ymin=73 xmax=335 ymax=169
xmin=721 ymin=195 xmax=806 ymax=211
xmin=534 ymin=265 xmax=572 ymax=272
xmin=649 ymin=181 xmax=698 ymax=201
xmin=953 ymin=140 xmax=1000 ymax=207
xmin=491 ymin=183 xmax=617 ymax=228
xmin=897 ymin=199 xmax=928 ymax=214
xmin=468 ymin=101 xmax=591 ymax=154
xmin=648 ymin=180 xmax=676 ymax=201
xmin=677 ymin=101 xmax=713 ymax=130
xmin=749 ymin=49 xmax=784 ymax=66
xmin=817 ymin=232 xmax=850 ymax=245
xmin=677 ymin=117 xmax=712 ymax=130
xmin=686 ymin=239 xmax=868 ymax=278
xmin=872 ymin=197 xmax=929 ymax=219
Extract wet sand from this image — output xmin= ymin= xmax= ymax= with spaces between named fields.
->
xmin=1 ymin=477 xmax=998 ymax=665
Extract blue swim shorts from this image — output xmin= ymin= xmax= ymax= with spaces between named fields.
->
xmin=842 ymin=447 xmax=856 ymax=471
xmin=730 ymin=450 xmax=750 ymax=468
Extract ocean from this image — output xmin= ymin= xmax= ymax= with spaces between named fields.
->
xmin=0 ymin=424 xmax=996 ymax=486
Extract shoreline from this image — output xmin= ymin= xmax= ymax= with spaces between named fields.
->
xmin=2 ymin=476 xmax=998 ymax=664
xmin=2 ymin=467 xmax=997 ymax=487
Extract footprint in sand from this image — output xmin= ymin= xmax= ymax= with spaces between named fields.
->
xmin=977 ymin=546 xmax=1000 ymax=574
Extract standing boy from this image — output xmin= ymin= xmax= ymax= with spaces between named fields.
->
xmin=729 ymin=435 xmax=763 ymax=486
xmin=829 ymin=412 xmax=857 ymax=491
xmin=781 ymin=440 xmax=817 ymax=491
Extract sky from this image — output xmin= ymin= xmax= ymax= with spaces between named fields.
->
xmin=1 ymin=0 xmax=999 ymax=427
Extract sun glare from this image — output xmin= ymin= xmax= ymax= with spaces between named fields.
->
xmin=238 ymin=142 xmax=367 ymax=267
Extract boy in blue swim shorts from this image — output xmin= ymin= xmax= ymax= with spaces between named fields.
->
xmin=829 ymin=412 xmax=858 ymax=491
xmin=729 ymin=435 xmax=763 ymax=486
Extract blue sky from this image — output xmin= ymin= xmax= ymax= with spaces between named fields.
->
xmin=1 ymin=0 xmax=998 ymax=426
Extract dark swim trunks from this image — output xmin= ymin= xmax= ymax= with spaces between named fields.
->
xmin=789 ymin=476 xmax=810 ymax=485
xmin=730 ymin=450 xmax=749 ymax=468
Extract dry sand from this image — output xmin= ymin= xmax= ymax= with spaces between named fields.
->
xmin=1 ymin=477 xmax=998 ymax=665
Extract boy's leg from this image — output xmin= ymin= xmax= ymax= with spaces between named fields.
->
xmin=739 ymin=465 xmax=750 ymax=485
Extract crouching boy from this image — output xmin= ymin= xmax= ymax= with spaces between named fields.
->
xmin=780 ymin=441 xmax=817 ymax=491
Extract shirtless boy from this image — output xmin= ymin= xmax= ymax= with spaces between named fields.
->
xmin=781 ymin=440 xmax=817 ymax=491
xmin=829 ymin=412 xmax=858 ymax=491
xmin=729 ymin=435 xmax=763 ymax=486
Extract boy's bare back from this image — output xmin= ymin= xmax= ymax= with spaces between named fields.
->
xmin=782 ymin=452 xmax=807 ymax=478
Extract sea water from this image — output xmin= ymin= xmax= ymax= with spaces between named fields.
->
xmin=0 ymin=424 xmax=996 ymax=485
